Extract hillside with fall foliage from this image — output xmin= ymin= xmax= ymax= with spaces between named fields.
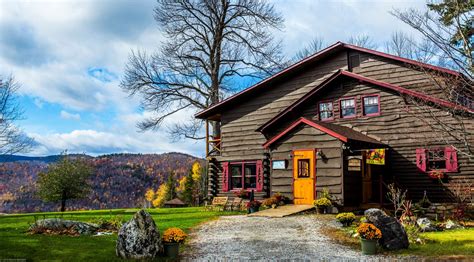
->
xmin=0 ymin=153 xmax=203 ymax=213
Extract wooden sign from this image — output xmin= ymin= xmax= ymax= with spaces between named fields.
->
xmin=272 ymin=160 xmax=287 ymax=170
xmin=348 ymin=157 xmax=361 ymax=171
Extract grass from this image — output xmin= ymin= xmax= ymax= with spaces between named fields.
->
xmin=397 ymin=228 xmax=474 ymax=258
xmin=321 ymin=214 xmax=474 ymax=259
xmin=0 ymin=207 xmax=240 ymax=261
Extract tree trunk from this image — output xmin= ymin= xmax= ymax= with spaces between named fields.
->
xmin=60 ymin=191 xmax=66 ymax=212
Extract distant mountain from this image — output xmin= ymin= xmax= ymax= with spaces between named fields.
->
xmin=0 ymin=152 xmax=204 ymax=213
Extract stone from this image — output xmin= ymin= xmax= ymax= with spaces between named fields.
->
xmin=445 ymin=219 xmax=462 ymax=230
xmin=416 ymin=217 xmax=436 ymax=232
xmin=116 ymin=209 xmax=163 ymax=259
xmin=29 ymin=218 xmax=99 ymax=235
xmin=364 ymin=208 xmax=409 ymax=250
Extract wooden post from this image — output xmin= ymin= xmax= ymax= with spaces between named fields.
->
xmin=205 ymin=119 xmax=209 ymax=158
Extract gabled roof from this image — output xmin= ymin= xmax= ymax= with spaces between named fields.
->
xmin=262 ymin=117 xmax=383 ymax=149
xmin=195 ymin=41 xmax=462 ymax=120
xmin=258 ymin=70 xmax=474 ymax=133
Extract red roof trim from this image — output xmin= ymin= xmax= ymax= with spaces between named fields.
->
xmin=262 ymin=117 xmax=348 ymax=149
xmin=258 ymin=70 xmax=473 ymax=133
xmin=195 ymin=42 xmax=344 ymax=119
xmin=343 ymin=43 xmax=461 ymax=77
xmin=195 ymin=42 xmax=462 ymax=120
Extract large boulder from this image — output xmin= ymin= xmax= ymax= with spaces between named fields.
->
xmin=416 ymin=217 xmax=436 ymax=232
xmin=364 ymin=208 xmax=409 ymax=250
xmin=29 ymin=218 xmax=99 ymax=235
xmin=116 ymin=209 xmax=163 ymax=259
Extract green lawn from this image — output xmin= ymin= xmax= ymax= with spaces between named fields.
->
xmin=397 ymin=228 xmax=474 ymax=258
xmin=0 ymin=207 xmax=240 ymax=261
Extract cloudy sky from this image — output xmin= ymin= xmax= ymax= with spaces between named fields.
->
xmin=0 ymin=0 xmax=426 ymax=157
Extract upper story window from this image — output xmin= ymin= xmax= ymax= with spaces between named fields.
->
xmin=363 ymin=95 xmax=380 ymax=116
xmin=348 ymin=54 xmax=360 ymax=72
xmin=318 ymin=101 xmax=333 ymax=121
xmin=340 ymin=98 xmax=356 ymax=118
xmin=416 ymin=147 xmax=458 ymax=173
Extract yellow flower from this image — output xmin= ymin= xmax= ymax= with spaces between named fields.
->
xmin=162 ymin=228 xmax=187 ymax=243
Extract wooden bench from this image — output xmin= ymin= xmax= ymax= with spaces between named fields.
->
xmin=205 ymin=197 xmax=228 ymax=211
xmin=225 ymin=197 xmax=243 ymax=211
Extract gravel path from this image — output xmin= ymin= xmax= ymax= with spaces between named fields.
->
xmin=182 ymin=214 xmax=401 ymax=261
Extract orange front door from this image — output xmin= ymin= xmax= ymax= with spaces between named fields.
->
xmin=293 ymin=149 xmax=316 ymax=205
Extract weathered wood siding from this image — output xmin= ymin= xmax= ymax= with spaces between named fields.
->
xmin=269 ymin=125 xmax=343 ymax=203
xmin=296 ymin=79 xmax=473 ymax=202
xmin=218 ymin=52 xmax=348 ymax=162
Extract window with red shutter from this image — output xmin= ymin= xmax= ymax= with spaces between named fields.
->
xmin=445 ymin=146 xmax=458 ymax=172
xmin=256 ymin=160 xmax=263 ymax=192
xmin=222 ymin=162 xmax=229 ymax=192
xmin=416 ymin=148 xmax=427 ymax=172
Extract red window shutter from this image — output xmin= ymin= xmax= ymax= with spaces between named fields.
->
xmin=416 ymin=148 xmax=427 ymax=172
xmin=445 ymin=146 xmax=458 ymax=172
xmin=222 ymin=162 xmax=229 ymax=192
xmin=256 ymin=160 xmax=264 ymax=192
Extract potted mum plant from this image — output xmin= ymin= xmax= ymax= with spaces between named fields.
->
xmin=313 ymin=197 xmax=331 ymax=214
xmin=162 ymin=227 xmax=187 ymax=258
xmin=356 ymin=223 xmax=382 ymax=255
xmin=247 ymin=200 xmax=261 ymax=213
xmin=336 ymin=212 xmax=356 ymax=227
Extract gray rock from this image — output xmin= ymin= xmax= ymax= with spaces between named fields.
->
xmin=116 ymin=209 xmax=163 ymax=259
xmin=416 ymin=217 xmax=436 ymax=232
xmin=364 ymin=208 xmax=409 ymax=250
xmin=30 ymin=218 xmax=99 ymax=235
xmin=445 ymin=219 xmax=462 ymax=230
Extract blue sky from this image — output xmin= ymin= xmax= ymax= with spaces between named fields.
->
xmin=0 ymin=0 xmax=426 ymax=157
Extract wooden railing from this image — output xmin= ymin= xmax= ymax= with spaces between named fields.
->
xmin=206 ymin=120 xmax=221 ymax=157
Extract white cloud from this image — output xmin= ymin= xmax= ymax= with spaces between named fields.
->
xmin=60 ymin=110 xmax=81 ymax=121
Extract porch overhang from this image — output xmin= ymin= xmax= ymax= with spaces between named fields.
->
xmin=262 ymin=117 xmax=384 ymax=149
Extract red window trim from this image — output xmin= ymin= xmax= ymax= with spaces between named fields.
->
xmin=229 ymin=160 xmax=258 ymax=191
xmin=339 ymin=96 xmax=357 ymax=119
xmin=416 ymin=146 xmax=458 ymax=173
xmin=317 ymin=100 xmax=334 ymax=121
xmin=361 ymin=94 xmax=381 ymax=116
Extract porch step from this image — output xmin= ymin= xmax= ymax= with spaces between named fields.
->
xmin=248 ymin=204 xmax=314 ymax=218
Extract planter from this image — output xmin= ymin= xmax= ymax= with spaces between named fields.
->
xmin=360 ymin=238 xmax=377 ymax=255
xmin=164 ymin=242 xmax=180 ymax=258
xmin=316 ymin=207 xmax=326 ymax=214
xmin=248 ymin=207 xmax=260 ymax=213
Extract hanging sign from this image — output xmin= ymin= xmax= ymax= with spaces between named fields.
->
xmin=366 ymin=149 xmax=385 ymax=165
xmin=348 ymin=157 xmax=361 ymax=171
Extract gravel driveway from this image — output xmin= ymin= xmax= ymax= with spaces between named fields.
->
xmin=182 ymin=214 xmax=398 ymax=261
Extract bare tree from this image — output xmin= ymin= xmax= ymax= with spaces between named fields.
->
xmin=347 ymin=34 xmax=377 ymax=49
xmin=121 ymin=0 xmax=285 ymax=140
xmin=384 ymin=31 xmax=438 ymax=64
xmin=293 ymin=36 xmax=327 ymax=61
xmin=392 ymin=1 xmax=474 ymax=158
xmin=0 ymin=76 xmax=33 ymax=155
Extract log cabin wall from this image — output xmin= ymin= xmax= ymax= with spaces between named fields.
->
xmin=206 ymin=48 xmax=473 ymax=203
xmin=218 ymin=52 xmax=348 ymax=162
xmin=295 ymin=79 xmax=473 ymax=202
xmin=269 ymin=125 xmax=343 ymax=203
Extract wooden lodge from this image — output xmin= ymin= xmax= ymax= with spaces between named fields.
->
xmin=195 ymin=42 xmax=473 ymax=208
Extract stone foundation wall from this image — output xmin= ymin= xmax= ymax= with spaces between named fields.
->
xmin=420 ymin=203 xmax=474 ymax=220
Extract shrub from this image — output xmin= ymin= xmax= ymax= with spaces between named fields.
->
xmin=162 ymin=228 xmax=187 ymax=243
xmin=91 ymin=215 xmax=125 ymax=231
xmin=314 ymin=197 xmax=331 ymax=207
xmin=336 ymin=212 xmax=356 ymax=227
xmin=403 ymin=223 xmax=424 ymax=244
xmin=262 ymin=197 xmax=278 ymax=208
xmin=356 ymin=223 xmax=382 ymax=240
xmin=246 ymin=200 xmax=261 ymax=209
xmin=234 ymin=189 xmax=249 ymax=199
